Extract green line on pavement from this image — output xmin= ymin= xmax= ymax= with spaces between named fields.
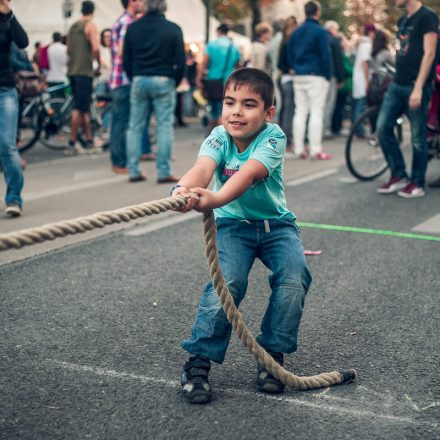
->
xmin=296 ymin=222 xmax=440 ymax=242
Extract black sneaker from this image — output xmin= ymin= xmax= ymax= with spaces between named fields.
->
xmin=180 ymin=355 xmax=212 ymax=404
xmin=256 ymin=351 xmax=285 ymax=394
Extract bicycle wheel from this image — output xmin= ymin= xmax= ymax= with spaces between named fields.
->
xmin=17 ymin=98 xmax=43 ymax=154
xmin=345 ymin=106 xmax=388 ymax=181
xmin=40 ymin=97 xmax=72 ymax=150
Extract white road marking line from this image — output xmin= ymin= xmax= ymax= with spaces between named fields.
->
xmin=125 ymin=212 xmax=200 ymax=236
xmin=412 ymin=213 xmax=440 ymax=235
xmin=49 ymin=360 xmax=438 ymax=428
xmin=24 ymin=175 xmax=126 ymax=201
xmin=338 ymin=176 xmax=359 ymax=184
xmin=285 ymin=169 xmax=338 ymax=187
xmin=405 ymin=395 xmax=440 ymax=412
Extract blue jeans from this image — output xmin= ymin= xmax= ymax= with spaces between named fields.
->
xmin=110 ymin=85 xmax=130 ymax=168
xmin=351 ymin=97 xmax=366 ymax=136
xmin=377 ymin=82 xmax=431 ymax=187
xmin=141 ymin=107 xmax=152 ymax=155
xmin=126 ymin=76 xmax=176 ymax=178
xmin=181 ymin=217 xmax=312 ymax=364
xmin=279 ymin=79 xmax=294 ymax=146
xmin=0 ymin=87 xmax=23 ymax=207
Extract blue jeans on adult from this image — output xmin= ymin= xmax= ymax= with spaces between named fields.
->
xmin=279 ymin=78 xmax=294 ymax=147
xmin=141 ymin=105 xmax=152 ymax=155
xmin=110 ymin=85 xmax=130 ymax=168
xmin=181 ymin=217 xmax=312 ymax=364
xmin=377 ymin=81 xmax=432 ymax=187
xmin=0 ymin=87 xmax=23 ymax=208
xmin=351 ymin=97 xmax=366 ymax=136
xmin=126 ymin=76 xmax=176 ymax=179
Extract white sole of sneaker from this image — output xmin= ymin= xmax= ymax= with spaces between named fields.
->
xmin=397 ymin=191 xmax=425 ymax=198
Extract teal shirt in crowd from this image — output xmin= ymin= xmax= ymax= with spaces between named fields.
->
xmin=198 ymin=123 xmax=295 ymax=221
xmin=205 ymin=36 xmax=240 ymax=80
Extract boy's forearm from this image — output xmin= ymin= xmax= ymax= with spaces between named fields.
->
xmin=214 ymin=169 xmax=255 ymax=207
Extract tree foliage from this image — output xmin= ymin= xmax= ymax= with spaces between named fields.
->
xmin=205 ymin=0 xmax=440 ymax=37
xmin=207 ymin=0 xmax=277 ymax=23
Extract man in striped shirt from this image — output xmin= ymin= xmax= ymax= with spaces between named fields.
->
xmin=109 ymin=0 xmax=144 ymax=174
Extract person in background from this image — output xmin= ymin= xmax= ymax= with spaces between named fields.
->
xmin=96 ymin=28 xmax=112 ymax=138
xmin=367 ymin=29 xmax=395 ymax=132
xmin=184 ymin=49 xmax=198 ymax=117
xmin=0 ymin=0 xmax=29 ymax=217
xmin=46 ymin=32 xmax=67 ymax=98
xmin=109 ymin=0 xmax=145 ymax=175
xmin=269 ymin=18 xmax=284 ymax=120
xmin=376 ymin=0 xmax=438 ymax=198
xmin=123 ymin=0 xmax=186 ymax=183
xmin=197 ymin=23 xmax=240 ymax=130
xmin=249 ymin=22 xmax=273 ymax=75
xmin=351 ymin=22 xmax=375 ymax=138
xmin=288 ymin=0 xmax=332 ymax=160
xmin=66 ymin=0 xmax=101 ymax=155
xmin=32 ymin=41 xmax=41 ymax=67
xmin=427 ymin=63 xmax=440 ymax=187
xmin=331 ymin=36 xmax=353 ymax=136
xmin=10 ymin=41 xmax=34 ymax=156
xmin=323 ymin=20 xmax=344 ymax=139
xmin=277 ymin=16 xmax=297 ymax=157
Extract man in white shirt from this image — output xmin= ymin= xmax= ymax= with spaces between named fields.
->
xmin=351 ymin=23 xmax=375 ymax=137
xmin=46 ymin=32 xmax=67 ymax=89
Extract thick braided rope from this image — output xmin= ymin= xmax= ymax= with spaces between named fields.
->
xmin=0 ymin=196 xmax=186 ymax=251
xmin=202 ymin=211 xmax=356 ymax=390
xmin=0 ymin=197 xmax=356 ymax=390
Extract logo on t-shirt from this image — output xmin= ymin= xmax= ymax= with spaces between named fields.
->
xmin=222 ymin=160 xmax=239 ymax=178
xmin=268 ymin=138 xmax=278 ymax=149
xmin=205 ymin=137 xmax=222 ymax=150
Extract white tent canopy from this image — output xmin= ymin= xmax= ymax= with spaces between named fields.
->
xmin=11 ymin=0 xmax=219 ymax=49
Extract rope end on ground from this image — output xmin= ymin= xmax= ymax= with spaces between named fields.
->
xmin=339 ymin=369 xmax=357 ymax=384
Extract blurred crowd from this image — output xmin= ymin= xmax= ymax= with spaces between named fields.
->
xmin=0 ymin=0 xmax=439 ymax=218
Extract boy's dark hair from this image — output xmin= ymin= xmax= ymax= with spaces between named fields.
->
xmin=304 ymin=1 xmax=319 ymax=18
xmin=81 ymin=0 xmax=95 ymax=15
xmin=224 ymin=68 xmax=274 ymax=109
xmin=121 ymin=0 xmax=129 ymax=8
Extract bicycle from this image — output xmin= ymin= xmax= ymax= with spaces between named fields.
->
xmin=345 ymin=98 xmax=439 ymax=182
xmin=17 ymin=82 xmax=109 ymax=154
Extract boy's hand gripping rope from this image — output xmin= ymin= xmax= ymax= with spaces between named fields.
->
xmin=0 ymin=195 xmax=356 ymax=390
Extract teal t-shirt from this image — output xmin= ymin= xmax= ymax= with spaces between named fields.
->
xmin=198 ymin=123 xmax=295 ymax=221
xmin=206 ymin=36 xmax=240 ymax=80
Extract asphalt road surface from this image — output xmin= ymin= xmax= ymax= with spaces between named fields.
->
xmin=1 ymin=147 xmax=440 ymax=439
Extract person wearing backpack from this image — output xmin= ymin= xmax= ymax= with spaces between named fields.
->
xmin=367 ymin=29 xmax=395 ymax=132
xmin=0 ymin=0 xmax=28 ymax=217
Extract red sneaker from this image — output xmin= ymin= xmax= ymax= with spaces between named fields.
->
xmin=311 ymin=152 xmax=332 ymax=160
xmin=377 ymin=177 xmax=408 ymax=194
xmin=397 ymin=182 xmax=425 ymax=198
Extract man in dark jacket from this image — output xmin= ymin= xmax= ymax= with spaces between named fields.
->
xmin=123 ymin=0 xmax=185 ymax=183
xmin=288 ymin=1 xmax=332 ymax=160
xmin=323 ymin=20 xmax=344 ymax=138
